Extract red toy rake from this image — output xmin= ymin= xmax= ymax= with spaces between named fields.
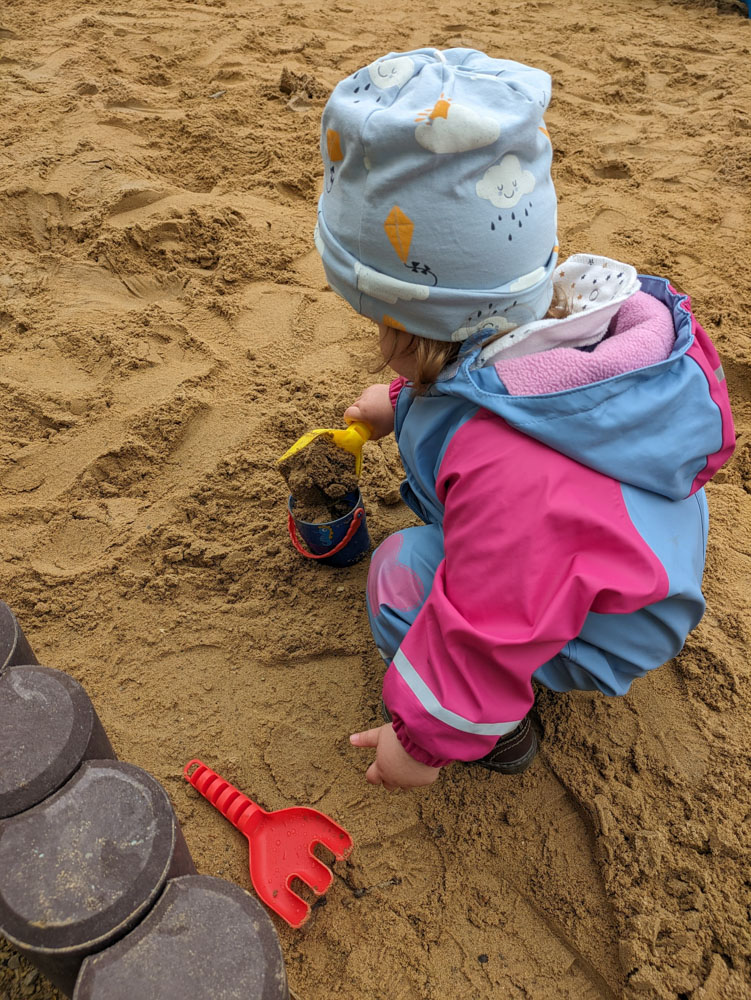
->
xmin=184 ymin=759 xmax=353 ymax=928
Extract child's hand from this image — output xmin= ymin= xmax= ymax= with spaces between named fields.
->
xmin=344 ymin=384 xmax=394 ymax=441
xmin=349 ymin=723 xmax=441 ymax=791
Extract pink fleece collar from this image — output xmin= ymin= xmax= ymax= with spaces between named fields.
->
xmin=480 ymin=254 xmax=641 ymax=362
xmin=494 ymin=289 xmax=676 ymax=395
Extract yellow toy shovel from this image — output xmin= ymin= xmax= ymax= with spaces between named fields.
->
xmin=278 ymin=421 xmax=372 ymax=476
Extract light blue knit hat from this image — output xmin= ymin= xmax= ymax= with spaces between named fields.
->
xmin=315 ymin=47 xmax=559 ymax=343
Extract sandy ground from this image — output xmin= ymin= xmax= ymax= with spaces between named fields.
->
xmin=1 ymin=0 xmax=750 ymax=998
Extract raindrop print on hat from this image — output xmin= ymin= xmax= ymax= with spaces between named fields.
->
xmin=315 ymin=47 xmax=559 ymax=342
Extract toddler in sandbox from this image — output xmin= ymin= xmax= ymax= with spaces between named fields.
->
xmin=313 ymin=47 xmax=735 ymax=790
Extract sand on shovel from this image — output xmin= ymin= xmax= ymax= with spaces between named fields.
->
xmin=278 ymin=433 xmax=359 ymax=523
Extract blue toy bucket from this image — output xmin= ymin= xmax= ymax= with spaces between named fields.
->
xmin=287 ymin=490 xmax=370 ymax=567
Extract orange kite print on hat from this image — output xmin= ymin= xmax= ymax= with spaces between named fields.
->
xmin=383 ymin=205 xmax=439 ymax=288
xmin=326 ymin=129 xmax=344 ymax=162
xmin=384 ymin=205 xmax=414 ymax=263
xmin=383 ymin=315 xmax=407 ymax=331
xmin=325 ymin=129 xmax=344 ymax=191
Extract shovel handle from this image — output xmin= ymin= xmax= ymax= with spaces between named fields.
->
xmin=344 ymin=420 xmax=372 ymax=443
xmin=287 ymin=507 xmax=364 ymax=560
xmin=184 ymin=760 xmax=263 ymax=835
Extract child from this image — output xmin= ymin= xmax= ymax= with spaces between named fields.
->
xmin=313 ymin=48 xmax=735 ymax=791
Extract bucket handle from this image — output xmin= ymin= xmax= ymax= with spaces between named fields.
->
xmin=288 ymin=507 xmax=365 ymax=560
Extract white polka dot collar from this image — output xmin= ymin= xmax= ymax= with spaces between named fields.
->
xmin=480 ymin=254 xmax=640 ymax=365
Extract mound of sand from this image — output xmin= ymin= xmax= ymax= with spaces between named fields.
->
xmin=1 ymin=0 xmax=749 ymax=998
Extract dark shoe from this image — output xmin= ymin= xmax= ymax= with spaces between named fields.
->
xmin=468 ymin=717 xmax=538 ymax=775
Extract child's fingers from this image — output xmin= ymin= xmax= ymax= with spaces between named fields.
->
xmin=365 ymin=761 xmax=383 ymax=785
xmin=365 ymin=761 xmax=399 ymax=790
xmin=350 ymin=728 xmax=381 ymax=748
xmin=343 ymin=403 xmax=363 ymax=422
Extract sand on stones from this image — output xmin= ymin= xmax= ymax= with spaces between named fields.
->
xmin=1 ymin=1 xmax=750 ymax=999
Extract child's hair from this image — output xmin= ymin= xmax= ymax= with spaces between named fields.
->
xmin=376 ymin=332 xmax=461 ymax=395
xmin=380 ymin=284 xmax=571 ymax=395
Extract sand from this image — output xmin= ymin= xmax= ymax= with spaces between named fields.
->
xmin=279 ymin=432 xmax=359 ymax=523
xmin=1 ymin=0 xmax=750 ymax=998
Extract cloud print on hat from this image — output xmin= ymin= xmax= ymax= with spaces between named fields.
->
xmin=476 ymin=154 xmax=535 ymax=209
xmin=368 ymin=56 xmax=415 ymax=90
xmin=415 ymin=101 xmax=500 ymax=154
xmin=509 ymin=265 xmax=547 ymax=292
xmin=355 ymin=262 xmax=431 ymax=304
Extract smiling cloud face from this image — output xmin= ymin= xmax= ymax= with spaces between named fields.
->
xmin=476 ymin=154 xmax=535 ymax=209
xmin=368 ymin=56 xmax=415 ymax=90
xmin=415 ymin=102 xmax=500 ymax=154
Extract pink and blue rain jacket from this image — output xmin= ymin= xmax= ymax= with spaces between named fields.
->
xmin=367 ymin=277 xmax=735 ymax=767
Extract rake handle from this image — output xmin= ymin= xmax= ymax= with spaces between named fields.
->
xmin=184 ymin=760 xmax=264 ymax=836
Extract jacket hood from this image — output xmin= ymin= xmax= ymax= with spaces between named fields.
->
xmin=430 ymin=275 xmax=735 ymax=500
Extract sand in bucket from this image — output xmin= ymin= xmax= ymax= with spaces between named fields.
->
xmin=279 ymin=433 xmax=370 ymax=566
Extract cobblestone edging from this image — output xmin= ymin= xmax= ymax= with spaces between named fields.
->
xmin=0 ymin=602 xmax=289 ymax=999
